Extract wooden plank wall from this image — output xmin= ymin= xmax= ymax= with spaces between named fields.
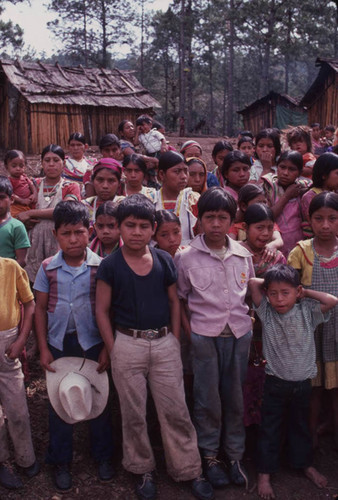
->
xmin=307 ymin=73 xmax=338 ymax=127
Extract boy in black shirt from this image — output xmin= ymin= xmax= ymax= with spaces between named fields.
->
xmin=96 ymin=194 xmax=213 ymax=500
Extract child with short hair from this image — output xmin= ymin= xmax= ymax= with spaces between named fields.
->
xmin=63 ymin=132 xmax=95 ymax=195
xmin=175 ymin=187 xmax=254 ymax=489
xmin=286 ymin=126 xmax=316 ymax=178
xmin=211 ymin=140 xmax=233 ymax=187
xmin=34 ymin=201 xmax=114 ymax=491
xmin=153 ymin=209 xmax=182 ymax=257
xmin=90 ymin=200 xmax=121 ymax=257
xmin=249 ymin=264 xmax=337 ymax=500
xmin=0 ymin=175 xmax=30 ymax=267
xmin=96 ymin=194 xmax=213 ymax=500
xmin=135 ymin=114 xmax=167 ymax=158
xmin=238 ymin=136 xmax=254 ymax=163
xmin=250 ymin=128 xmax=281 ymax=183
xmin=4 ymin=150 xmax=37 ymax=218
xmin=220 ymin=150 xmax=251 ymax=201
xmin=0 ymin=257 xmax=39 ymax=490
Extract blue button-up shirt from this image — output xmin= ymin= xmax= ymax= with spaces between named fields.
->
xmin=34 ymin=248 xmax=102 ymax=351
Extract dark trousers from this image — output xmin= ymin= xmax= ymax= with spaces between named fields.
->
xmin=257 ymin=375 xmax=312 ymax=474
xmin=46 ymin=335 xmax=113 ymax=465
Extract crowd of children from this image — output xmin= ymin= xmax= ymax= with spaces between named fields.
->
xmin=0 ymin=116 xmax=337 ymax=500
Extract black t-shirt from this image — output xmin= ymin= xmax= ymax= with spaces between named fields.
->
xmin=96 ymin=247 xmax=177 ymax=330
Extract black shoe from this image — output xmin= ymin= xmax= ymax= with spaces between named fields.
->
xmin=0 ymin=464 xmax=23 ymax=490
xmin=191 ymin=475 xmax=214 ymax=500
xmin=20 ymin=460 xmax=40 ymax=479
xmin=136 ymin=471 xmax=157 ymax=500
xmin=53 ymin=464 xmax=72 ymax=491
xmin=98 ymin=460 xmax=115 ymax=482
xmin=229 ymin=460 xmax=248 ymax=487
xmin=203 ymin=457 xmax=229 ymax=488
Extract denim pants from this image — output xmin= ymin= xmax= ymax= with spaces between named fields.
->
xmin=47 ymin=335 xmax=113 ymax=465
xmin=191 ymin=331 xmax=252 ymax=460
xmin=257 ymin=375 xmax=312 ymax=473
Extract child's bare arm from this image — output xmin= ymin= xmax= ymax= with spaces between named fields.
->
xmin=168 ymin=283 xmax=181 ymax=340
xmin=95 ymin=280 xmax=115 ymax=354
xmin=29 ymin=181 xmax=38 ymax=204
xmin=180 ymin=299 xmax=191 ymax=340
xmin=266 ymin=230 xmax=283 ymax=252
xmin=271 ymin=184 xmax=303 ymax=219
xmin=300 ymin=288 xmax=338 ymax=313
xmin=160 ymin=138 xmax=168 ymax=153
xmin=15 ymin=248 xmax=28 ymax=268
xmin=35 ymin=290 xmax=55 ymax=372
xmin=12 ymin=193 xmax=31 ymax=206
xmin=248 ymin=277 xmax=265 ymax=307
xmin=6 ymin=299 xmax=35 ymax=360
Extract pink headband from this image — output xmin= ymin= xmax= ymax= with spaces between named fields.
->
xmin=92 ymin=158 xmax=122 ymax=180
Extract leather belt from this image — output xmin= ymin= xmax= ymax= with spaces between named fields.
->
xmin=115 ymin=324 xmax=169 ymax=340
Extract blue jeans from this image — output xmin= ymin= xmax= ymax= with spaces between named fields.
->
xmin=191 ymin=331 xmax=252 ymax=460
xmin=46 ymin=335 xmax=113 ymax=465
xmin=257 ymin=375 xmax=312 ymax=473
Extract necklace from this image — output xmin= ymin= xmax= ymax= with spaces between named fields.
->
xmin=43 ymin=180 xmax=61 ymax=202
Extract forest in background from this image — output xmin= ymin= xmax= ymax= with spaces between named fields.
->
xmin=1 ymin=0 xmax=337 ymax=135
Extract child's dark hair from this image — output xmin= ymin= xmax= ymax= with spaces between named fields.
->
xmin=264 ymin=264 xmax=300 ymax=289
xmin=116 ymin=193 xmax=155 ymax=227
xmin=244 ymin=203 xmax=274 ymax=226
xmin=312 ymin=152 xmax=338 ymax=188
xmin=42 ymin=144 xmax=65 ymax=161
xmin=238 ymin=184 xmax=264 ymax=206
xmin=309 ymin=191 xmax=338 ymax=218
xmin=238 ymin=136 xmax=254 ymax=149
xmin=277 ymin=150 xmax=303 ymax=173
xmin=99 ymin=134 xmax=120 ymax=150
xmin=0 ymin=175 xmax=13 ymax=196
xmin=324 ymin=125 xmax=335 ymax=133
xmin=122 ymin=154 xmax=147 ymax=175
xmin=95 ymin=200 xmax=118 ymax=220
xmin=198 ymin=186 xmax=237 ymax=221
xmin=68 ymin=132 xmax=86 ymax=145
xmin=286 ymin=126 xmax=312 ymax=153
xmin=117 ymin=120 xmax=129 ymax=136
xmin=154 ymin=210 xmax=180 ymax=235
xmin=212 ymin=140 xmax=233 ymax=159
xmin=53 ymin=201 xmax=90 ymax=231
xmin=255 ymin=128 xmax=281 ymax=158
xmin=238 ymin=130 xmax=253 ymax=139
xmin=221 ymin=150 xmax=251 ymax=178
xmin=4 ymin=149 xmax=26 ymax=166
xmin=311 ymin=123 xmax=320 ymax=128
xmin=136 ymin=115 xmax=153 ymax=126
xmin=152 ymin=121 xmax=164 ymax=131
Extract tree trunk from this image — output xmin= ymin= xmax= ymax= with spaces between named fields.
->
xmin=178 ymin=0 xmax=186 ymax=122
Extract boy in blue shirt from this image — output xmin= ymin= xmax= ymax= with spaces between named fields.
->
xmin=249 ymin=265 xmax=337 ymax=500
xmin=96 ymin=194 xmax=213 ymax=500
xmin=34 ymin=201 xmax=113 ymax=492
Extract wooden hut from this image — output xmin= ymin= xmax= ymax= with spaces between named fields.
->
xmin=0 ymin=59 xmax=161 ymax=153
xmin=300 ymin=58 xmax=338 ymax=126
xmin=238 ymin=91 xmax=307 ymax=135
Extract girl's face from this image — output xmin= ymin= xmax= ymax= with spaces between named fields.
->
xmin=246 ymin=219 xmax=274 ymax=251
xmin=124 ymin=162 xmax=145 ymax=191
xmin=224 ymin=161 xmax=250 ymax=190
xmin=42 ymin=152 xmax=64 ymax=180
xmin=310 ymin=206 xmax=338 ymax=241
xmin=255 ymin=138 xmax=276 ymax=163
xmin=101 ymin=144 xmax=122 ymax=161
xmin=160 ymin=162 xmax=188 ymax=194
xmin=6 ymin=155 xmax=26 ymax=179
xmin=214 ymin=149 xmax=230 ymax=168
xmin=154 ymin=221 xmax=182 ymax=257
xmin=323 ymin=168 xmax=338 ymax=191
xmin=93 ymin=168 xmax=119 ymax=201
xmin=187 ymin=161 xmax=206 ymax=193
xmin=69 ymin=140 xmax=87 ymax=161
xmin=291 ymin=139 xmax=308 ymax=156
xmin=277 ymin=159 xmax=299 ymax=187
xmin=122 ymin=121 xmax=135 ymax=140
xmin=184 ymin=146 xmax=202 ymax=159
xmin=247 ymin=194 xmax=267 ymax=206
xmin=239 ymin=142 xmax=254 ymax=158
xmin=94 ymin=214 xmax=120 ymax=248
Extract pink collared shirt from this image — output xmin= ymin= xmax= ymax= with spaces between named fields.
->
xmin=175 ymin=234 xmax=254 ymax=338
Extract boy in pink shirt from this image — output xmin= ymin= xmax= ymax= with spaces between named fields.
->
xmin=175 ymin=187 xmax=254 ymax=490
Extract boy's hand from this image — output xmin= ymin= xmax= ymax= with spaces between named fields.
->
xmin=97 ymin=346 xmax=110 ymax=373
xmin=260 ymin=246 xmax=277 ymax=264
xmin=297 ymin=285 xmax=306 ymax=300
xmin=285 ymin=183 xmax=303 ymax=200
xmin=40 ymin=348 xmax=56 ymax=372
xmin=6 ymin=339 xmax=25 ymax=360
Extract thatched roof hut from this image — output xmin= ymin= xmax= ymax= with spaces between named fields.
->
xmin=238 ymin=91 xmax=307 ymax=135
xmin=0 ymin=59 xmax=161 ymax=153
xmin=300 ymin=58 xmax=338 ymax=126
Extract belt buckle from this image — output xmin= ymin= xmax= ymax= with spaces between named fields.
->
xmin=141 ymin=329 xmax=159 ymax=340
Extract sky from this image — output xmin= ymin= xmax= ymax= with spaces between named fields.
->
xmin=3 ymin=0 xmax=171 ymax=57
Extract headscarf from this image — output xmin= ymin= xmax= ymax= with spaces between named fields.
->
xmin=92 ymin=158 xmax=123 ymax=181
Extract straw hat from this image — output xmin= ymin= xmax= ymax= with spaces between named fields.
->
xmin=46 ymin=357 xmax=109 ymax=425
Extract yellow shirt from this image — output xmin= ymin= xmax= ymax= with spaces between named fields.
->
xmin=0 ymin=258 xmax=34 ymax=330
xmin=287 ymin=240 xmax=314 ymax=286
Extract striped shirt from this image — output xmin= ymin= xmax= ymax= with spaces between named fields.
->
xmin=254 ymin=296 xmax=329 ymax=381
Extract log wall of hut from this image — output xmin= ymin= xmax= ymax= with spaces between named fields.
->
xmin=241 ymin=103 xmax=276 ymax=136
xmin=306 ymin=72 xmax=337 ymax=126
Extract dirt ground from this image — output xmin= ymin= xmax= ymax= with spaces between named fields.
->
xmin=1 ymin=135 xmax=338 ymax=500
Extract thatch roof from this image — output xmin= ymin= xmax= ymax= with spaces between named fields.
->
xmin=300 ymin=58 xmax=338 ymax=108
xmin=238 ymin=91 xmax=302 ymax=115
xmin=0 ymin=59 xmax=161 ymax=109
